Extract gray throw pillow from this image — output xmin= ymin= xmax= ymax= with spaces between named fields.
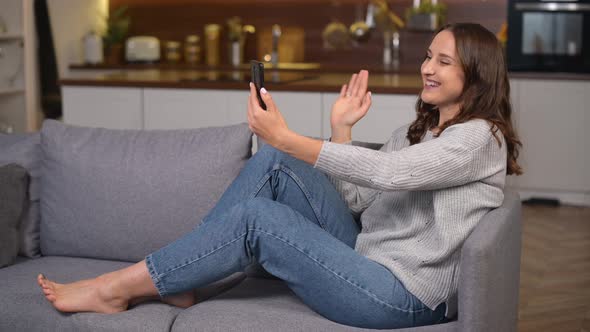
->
xmin=0 ymin=133 xmax=41 ymax=258
xmin=40 ymin=120 xmax=252 ymax=262
xmin=0 ymin=164 xmax=29 ymax=267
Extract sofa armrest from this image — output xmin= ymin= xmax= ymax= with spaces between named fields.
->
xmin=457 ymin=190 xmax=522 ymax=332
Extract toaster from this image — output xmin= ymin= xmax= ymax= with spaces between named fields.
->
xmin=125 ymin=36 xmax=160 ymax=62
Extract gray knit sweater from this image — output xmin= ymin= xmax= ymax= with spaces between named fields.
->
xmin=314 ymin=119 xmax=507 ymax=315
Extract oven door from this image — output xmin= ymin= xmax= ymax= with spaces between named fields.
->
xmin=507 ymin=0 xmax=590 ymax=72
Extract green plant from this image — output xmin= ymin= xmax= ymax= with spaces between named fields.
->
xmin=103 ymin=5 xmax=130 ymax=51
xmin=405 ymin=0 xmax=447 ymax=28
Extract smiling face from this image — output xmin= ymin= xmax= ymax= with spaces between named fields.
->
xmin=420 ymin=30 xmax=465 ymax=115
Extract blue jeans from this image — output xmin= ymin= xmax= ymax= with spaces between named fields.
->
xmin=145 ymin=145 xmax=446 ymax=329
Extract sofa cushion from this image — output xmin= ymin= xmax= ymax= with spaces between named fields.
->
xmin=0 ymin=133 xmax=42 ymax=258
xmin=0 ymin=164 xmax=29 ymax=267
xmin=40 ymin=120 xmax=252 ymax=262
xmin=171 ymin=278 xmax=457 ymax=332
xmin=0 ymin=256 xmax=182 ymax=332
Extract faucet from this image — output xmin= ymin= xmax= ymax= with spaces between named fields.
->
xmin=271 ymin=24 xmax=281 ymax=66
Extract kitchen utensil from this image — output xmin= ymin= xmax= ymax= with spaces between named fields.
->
xmin=349 ymin=3 xmax=371 ymax=43
xmin=373 ymin=0 xmax=405 ymax=31
xmin=125 ymin=36 xmax=160 ymax=62
xmin=322 ymin=21 xmax=350 ymax=49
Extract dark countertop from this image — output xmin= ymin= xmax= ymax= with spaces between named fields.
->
xmin=61 ymin=67 xmax=425 ymax=95
xmin=61 ymin=63 xmax=590 ymax=95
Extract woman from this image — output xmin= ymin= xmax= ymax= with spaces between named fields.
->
xmin=37 ymin=23 xmax=521 ymax=329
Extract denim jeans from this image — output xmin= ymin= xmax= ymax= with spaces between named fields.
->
xmin=145 ymin=145 xmax=446 ymax=329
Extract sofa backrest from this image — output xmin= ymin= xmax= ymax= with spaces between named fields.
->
xmin=40 ymin=120 xmax=252 ymax=262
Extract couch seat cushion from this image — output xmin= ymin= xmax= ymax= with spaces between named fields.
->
xmin=0 ymin=256 xmax=182 ymax=332
xmin=40 ymin=120 xmax=252 ymax=261
xmin=171 ymin=278 xmax=457 ymax=332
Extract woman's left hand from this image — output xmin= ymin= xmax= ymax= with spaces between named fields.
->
xmin=247 ymin=82 xmax=291 ymax=147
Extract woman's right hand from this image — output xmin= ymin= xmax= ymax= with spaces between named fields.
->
xmin=330 ymin=70 xmax=372 ymax=143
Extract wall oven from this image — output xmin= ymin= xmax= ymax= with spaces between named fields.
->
xmin=506 ymin=0 xmax=590 ymax=73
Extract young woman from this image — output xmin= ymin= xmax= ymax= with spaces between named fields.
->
xmin=37 ymin=23 xmax=521 ymax=329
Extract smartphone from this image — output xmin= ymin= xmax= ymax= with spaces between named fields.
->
xmin=250 ymin=60 xmax=267 ymax=110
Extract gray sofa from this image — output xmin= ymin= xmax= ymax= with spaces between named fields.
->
xmin=0 ymin=120 xmax=522 ymax=332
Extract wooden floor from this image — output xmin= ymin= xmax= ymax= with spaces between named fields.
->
xmin=518 ymin=204 xmax=590 ymax=332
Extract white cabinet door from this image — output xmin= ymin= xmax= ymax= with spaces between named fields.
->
xmin=226 ymin=90 xmax=250 ymax=125
xmin=62 ymin=86 xmax=142 ymax=129
xmin=270 ymin=91 xmax=323 ymax=138
xmin=143 ymin=88 xmax=233 ymax=129
xmin=322 ymin=92 xmax=418 ymax=143
xmin=514 ymin=79 xmax=588 ymax=192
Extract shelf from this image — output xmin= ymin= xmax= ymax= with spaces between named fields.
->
xmin=0 ymin=88 xmax=24 ymax=95
xmin=0 ymin=33 xmax=24 ymax=41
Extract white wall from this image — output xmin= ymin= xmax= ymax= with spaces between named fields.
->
xmin=47 ymin=0 xmax=108 ymax=78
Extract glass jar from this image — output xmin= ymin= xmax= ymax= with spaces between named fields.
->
xmin=164 ymin=41 xmax=182 ymax=63
xmin=184 ymin=35 xmax=201 ymax=64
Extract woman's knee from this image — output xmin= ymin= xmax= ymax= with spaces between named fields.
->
xmin=239 ymin=198 xmax=296 ymax=228
xmin=254 ymin=144 xmax=293 ymax=165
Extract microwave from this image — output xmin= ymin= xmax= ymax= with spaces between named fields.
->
xmin=506 ymin=0 xmax=590 ymax=73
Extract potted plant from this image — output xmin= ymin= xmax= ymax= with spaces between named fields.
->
xmin=405 ymin=0 xmax=447 ymax=31
xmin=103 ymin=5 xmax=130 ymax=64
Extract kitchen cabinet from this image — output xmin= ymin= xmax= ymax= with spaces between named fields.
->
xmin=62 ymin=86 xmax=142 ymax=129
xmin=322 ymin=92 xmax=418 ymax=143
xmin=144 ymin=89 xmax=232 ymax=129
xmin=268 ymin=91 xmax=323 ymax=138
xmin=509 ymin=78 xmax=590 ymax=205
xmin=143 ymin=89 xmax=323 ymax=138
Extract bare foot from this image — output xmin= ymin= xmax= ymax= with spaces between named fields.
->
xmin=37 ymin=273 xmax=128 ymax=314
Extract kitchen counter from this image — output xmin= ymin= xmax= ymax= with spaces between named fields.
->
xmin=61 ymin=67 xmax=425 ymax=95
xmin=62 ymin=63 xmax=590 ymax=95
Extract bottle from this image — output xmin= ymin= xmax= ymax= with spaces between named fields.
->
xmin=83 ymin=30 xmax=103 ymax=65
xmin=204 ymin=24 xmax=221 ymax=66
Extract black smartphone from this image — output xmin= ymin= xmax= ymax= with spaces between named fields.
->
xmin=250 ymin=60 xmax=267 ymax=110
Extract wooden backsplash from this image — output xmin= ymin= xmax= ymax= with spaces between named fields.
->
xmin=109 ymin=0 xmax=507 ymax=70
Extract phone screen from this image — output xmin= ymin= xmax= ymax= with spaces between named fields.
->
xmin=250 ymin=60 xmax=267 ymax=110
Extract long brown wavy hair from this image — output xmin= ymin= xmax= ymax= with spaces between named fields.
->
xmin=407 ymin=23 xmax=522 ymax=175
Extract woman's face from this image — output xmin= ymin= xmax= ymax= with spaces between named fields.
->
xmin=420 ymin=30 xmax=465 ymax=112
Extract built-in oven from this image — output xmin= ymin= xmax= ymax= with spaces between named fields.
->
xmin=506 ymin=0 xmax=590 ymax=73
